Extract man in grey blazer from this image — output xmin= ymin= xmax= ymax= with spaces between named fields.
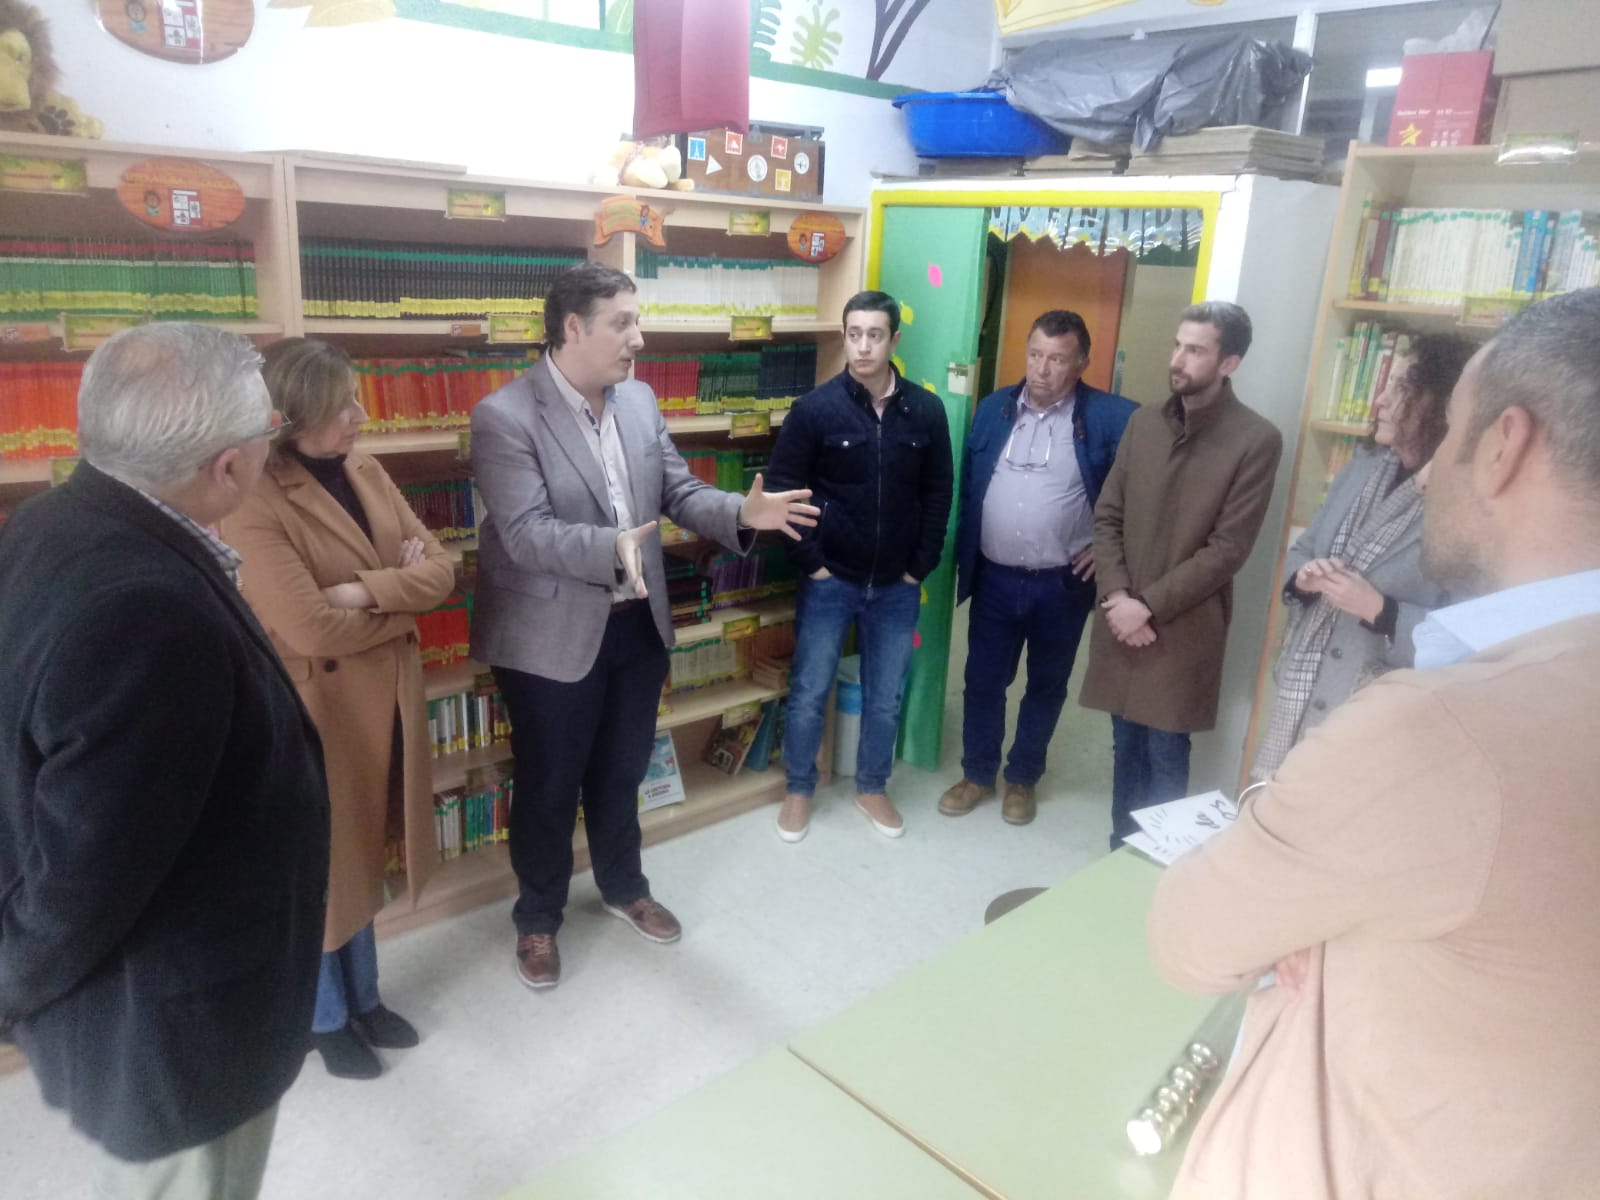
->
xmin=471 ymin=263 xmax=816 ymax=990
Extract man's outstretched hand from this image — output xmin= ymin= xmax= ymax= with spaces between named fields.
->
xmin=738 ymin=473 xmax=819 ymax=541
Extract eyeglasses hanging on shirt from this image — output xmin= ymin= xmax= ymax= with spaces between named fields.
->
xmin=1002 ymin=417 xmax=1053 ymax=471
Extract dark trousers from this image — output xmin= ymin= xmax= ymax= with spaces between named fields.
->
xmin=961 ymin=560 xmax=1096 ymax=789
xmin=1110 ymin=715 xmax=1192 ymax=851
xmin=493 ymin=604 xmax=670 ymax=936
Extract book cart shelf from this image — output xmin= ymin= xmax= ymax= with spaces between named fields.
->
xmin=0 ymin=132 xmax=865 ymax=1042
xmin=1238 ymin=140 xmax=1600 ymax=787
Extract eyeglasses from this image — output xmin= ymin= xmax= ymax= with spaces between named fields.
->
xmin=1003 ymin=419 xmax=1052 ymax=471
xmin=247 ymin=410 xmax=292 ymax=441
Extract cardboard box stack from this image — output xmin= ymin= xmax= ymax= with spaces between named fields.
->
xmin=1491 ymin=0 xmax=1600 ymax=142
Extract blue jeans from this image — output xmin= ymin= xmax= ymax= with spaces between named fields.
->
xmin=1110 ymin=716 xmax=1192 ymax=850
xmin=961 ymin=561 xmax=1096 ymax=789
xmin=312 ymin=922 xmax=381 ymax=1034
xmin=784 ymin=573 xmax=921 ymax=796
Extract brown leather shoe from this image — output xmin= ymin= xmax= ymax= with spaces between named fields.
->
xmin=515 ymin=933 xmax=560 ymax=990
xmin=604 ymin=896 xmax=682 ymax=944
xmin=938 ymin=779 xmax=993 ymax=816
xmin=1002 ymin=782 xmax=1037 ymax=826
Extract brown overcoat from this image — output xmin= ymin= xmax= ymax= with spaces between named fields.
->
xmin=1079 ymin=383 xmax=1281 ymax=732
xmin=223 ymin=452 xmax=455 ymax=950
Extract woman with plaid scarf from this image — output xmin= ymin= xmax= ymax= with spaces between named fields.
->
xmin=1253 ymin=333 xmax=1475 ymax=780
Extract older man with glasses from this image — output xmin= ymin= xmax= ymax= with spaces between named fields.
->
xmin=943 ymin=310 xmax=1136 ymax=826
xmin=0 ymin=323 xmax=328 ymax=1199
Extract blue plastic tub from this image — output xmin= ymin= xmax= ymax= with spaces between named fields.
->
xmin=892 ymin=90 xmax=1071 ymax=158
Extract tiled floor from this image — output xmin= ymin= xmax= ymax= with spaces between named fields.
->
xmin=0 ymin=631 xmax=1116 ymax=1200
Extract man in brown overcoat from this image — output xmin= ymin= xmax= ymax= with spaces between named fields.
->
xmin=1080 ymin=302 xmax=1282 ymax=848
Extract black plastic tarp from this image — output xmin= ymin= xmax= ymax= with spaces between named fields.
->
xmin=986 ymin=33 xmax=1313 ymax=151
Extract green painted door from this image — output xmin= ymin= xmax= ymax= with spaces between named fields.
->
xmin=875 ymin=205 xmax=987 ymax=770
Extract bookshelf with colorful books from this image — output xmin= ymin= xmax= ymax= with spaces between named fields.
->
xmin=0 ymin=134 xmax=862 ymax=941
xmin=1240 ymin=141 xmax=1600 ymax=788
xmin=0 ymin=133 xmax=294 ymax=505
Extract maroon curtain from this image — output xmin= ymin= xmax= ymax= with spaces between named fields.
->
xmin=633 ymin=0 xmax=750 ymax=137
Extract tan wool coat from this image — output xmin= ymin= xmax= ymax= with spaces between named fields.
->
xmin=1149 ymin=613 xmax=1600 ymax=1200
xmin=223 ymin=453 xmax=455 ymax=950
xmin=1080 ymin=384 xmax=1282 ymax=732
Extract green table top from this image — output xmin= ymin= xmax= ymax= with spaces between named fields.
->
xmin=788 ymin=850 xmax=1225 ymax=1200
xmin=503 ymin=1047 xmax=986 ymax=1200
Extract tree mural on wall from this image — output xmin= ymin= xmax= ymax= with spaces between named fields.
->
xmin=790 ymin=3 xmax=841 ymax=70
xmin=867 ymin=0 xmax=932 ymax=80
xmin=750 ymin=0 xmax=780 ymax=62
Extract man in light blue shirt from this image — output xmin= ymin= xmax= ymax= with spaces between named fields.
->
xmin=1146 ymin=287 xmax=1600 ymax=1199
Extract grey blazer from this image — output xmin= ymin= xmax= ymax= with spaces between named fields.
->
xmin=1277 ymin=446 xmax=1446 ymax=736
xmin=470 ymin=356 xmax=750 ymax=682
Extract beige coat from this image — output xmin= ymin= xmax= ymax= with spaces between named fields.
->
xmin=1149 ymin=613 xmax=1600 ymax=1199
xmin=1080 ymin=384 xmax=1281 ymax=732
xmin=224 ymin=453 xmax=455 ymax=950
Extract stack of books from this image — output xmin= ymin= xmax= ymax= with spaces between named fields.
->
xmin=1026 ymin=140 xmax=1132 ymax=174
xmin=751 ymin=654 xmax=792 ymax=690
xmin=0 ymin=361 xmax=81 ymax=460
xmin=300 ymin=239 xmax=582 ymax=319
xmin=1324 ymin=321 xmax=1408 ymax=427
xmin=1126 ymin=126 xmax=1324 ymax=179
xmin=0 ymin=235 xmax=259 ymax=320
xmin=633 ymin=249 xmax=820 ymax=321
xmin=400 ymin=478 xmax=479 ymax=545
xmin=1348 ymin=205 xmax=1599 ymax=305
xmin=354 ymin=355 xmax=533 ymax=431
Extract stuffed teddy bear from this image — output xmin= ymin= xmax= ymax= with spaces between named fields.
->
xmin=592 ymin=138 xmax=693 ymax=191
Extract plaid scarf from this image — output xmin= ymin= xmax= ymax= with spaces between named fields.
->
xmin=1253 ymin=450 xmax=1421 ymax=778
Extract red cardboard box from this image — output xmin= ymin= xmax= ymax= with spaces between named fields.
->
xmin=1388 ymin=51 xmax=1497 ymax=148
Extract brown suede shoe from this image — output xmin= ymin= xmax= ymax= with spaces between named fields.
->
xmin=604 ymin=896 xmax=682 ymax=944
xmin=1002 ymin=782 xmax=1037 ymax=825
xmin=938 ymin=779 xmax=993 ymax=816
xmin=515 ymin=933 xmax=560 ymax=990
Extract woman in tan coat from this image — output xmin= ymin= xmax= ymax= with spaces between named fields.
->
xmin=224 ymin=338 xmax=455 ymax=1080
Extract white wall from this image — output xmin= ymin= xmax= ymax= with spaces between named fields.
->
xmin=42 ymin=0 xmax=997 ymax=205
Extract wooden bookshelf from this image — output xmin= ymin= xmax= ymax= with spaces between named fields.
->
xmin=1240 ymin=140 xmax=1600 ymax=788
xmin=0 ymin=132 xmax=864 ymax=946
xmin=375 ymin=758 xmax=783 ymax=938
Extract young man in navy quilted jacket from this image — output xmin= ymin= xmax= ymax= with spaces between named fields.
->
xmin=764 ymin=291 xmax=953 ymax=842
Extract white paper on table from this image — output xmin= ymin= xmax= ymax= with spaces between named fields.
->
xmin=1129 ymin=789 xmax=1239 ymax=864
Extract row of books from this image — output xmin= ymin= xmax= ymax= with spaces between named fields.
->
xmin=0 ymin=236 xmax=260 ymax=320
xmin=634 ymin=344 xmax=818 ymax=415
xmin=300 ymin=239 xmax=583 ymax=319
xmin=354 ymin=355 xmax=535 ymax=432
xmin=703 ymin=698 xmax=787 ymax=777
xmin=680 ymin=448 xmax=769 ymax=493
xmin=663 ymin=619 xmax=798 ymax=695
xmin=434 ymin=765 xmax=512 ymax=860
xmin=418 ymin=596 xmax=472 ymax=669
xmin=1322 ymin=436 xmax=1360 ymax=488
xmin=399 ymin=478 xmax=479 ymax=545
xmin=1348 ymin=205 xmax=1600 ymax=305
xmin=634 ymin=249 xmax=820 ymax=320
xmin=641 ymin=700 xmax=790 ymax=812
xmin=427 ymin=678 xmax=508 ymax=758
xmin=0 ymin=361 xmax=79 ymax=459
xmin=1324 ymin=321 xmax=1409 ymax=425
xmin=705 ymin=546 xmax=799 ymax=608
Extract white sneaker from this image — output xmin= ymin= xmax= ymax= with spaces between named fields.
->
xmin=855 ymin=793 xmax=905 ymax=839
xmin=776 ymin=793 xmax=811 ymax=843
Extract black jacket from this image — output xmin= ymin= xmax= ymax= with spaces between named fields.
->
xmin=0 ymin=463 xmax=329 ymax=1161
xmin=766 ymin=369 xmax=954 ymax=585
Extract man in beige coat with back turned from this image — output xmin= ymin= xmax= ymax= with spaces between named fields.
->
xmin=1080 ymin=302 xmax=1281 ymax=849
xmin=1149 ymin=287 xmax=1600 ymax=1199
